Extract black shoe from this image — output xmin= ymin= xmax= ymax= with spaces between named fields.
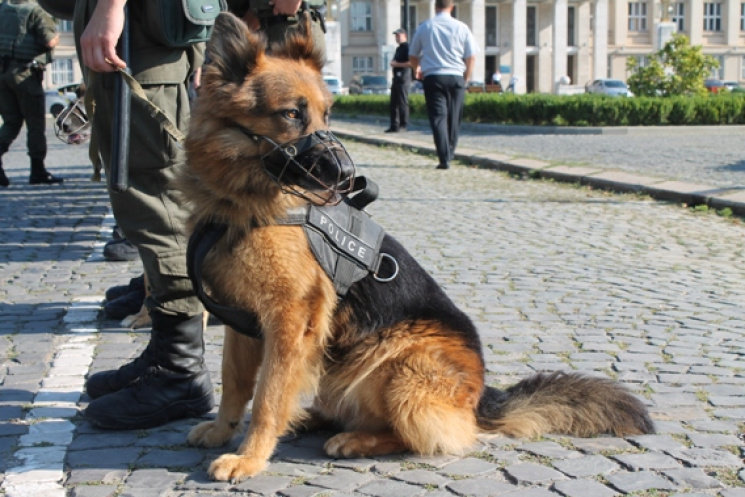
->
xmin=0 ymin=169 xmax=8 ymax=187
xmin=103 ymin=238 xmax=139 ymax=262
xmin=85 ymin=312 xmax=214 ymax=430
xmin=384 ymin=127 xmax=399 ymax=133
xmin=29 ymin=172 xmax=63 ymax=184
xmin=105 ymin=274 xmax=145 ymax=302
xmin=86 ymin=342 xmax=154 ymax=399
xmin=437 ymin=162 xmax=450 ymax=169
xmin=104 ymin=287 xmax=145 ymax=320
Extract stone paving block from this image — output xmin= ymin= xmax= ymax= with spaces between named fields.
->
xmin=65 ymin=469 xmax=127 ymax=485
xmin=552 ymin=478 xmax=618 ymax=497
xmin=504 ymin=462 xmax=567 ymax=484
xmin=606 ymin=470 xmax=676 ymax=493
xmin=686 ymin=432 xmax=742 ymax=448
xmin=518 ymin=441 xmax=581 ymax=460
xmin=552 ymin=454 xmax=619 ymax=478
xmin=627 ymin=434 xmax=685 ymax=452
xmin=721 ymin=489 xmax=745 ymax=497
xmin=391 ymin=469 xmax=450 ymax=487
xmin=568 ymin=437 xmax=633 ymax=454
xmin=68 ymin=484 xmax=119 ymax=497
xmin=233 ymin=474 xmax=295 ymax=495
xmin=307 ymin=468 xmax=375 ymax=491
xmin=663 ymin=468 xmax=724 ymax=489
xmin=666 ymin=447 xmax=742 ymax=467
xmin=356 ymin=478 xmax=428 ymax=497
xmin=66 ymin=447 xmax=142 ymax=469
xmin=445 ymin=478 xmax=517 ymax=497
xmin=136 ymin=448 xmax=205 ymax=469
xmin=278 ymin=484 xmax=339 ymax=497
xmin=439 ymin=457 xmax=499 ymax=477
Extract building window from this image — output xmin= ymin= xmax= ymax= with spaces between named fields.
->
xmin=401 ymin=4 xmax=417 ymax=37
xmin=628 ymin=2 xmax=647 ymax=32
xmin=568 ymin=6 xmax=576 ymax=46
xmin=352 ymin=56 xmax=374 ymax=73
xmin=636 ymin=55 xmax=650 ymax=67
xmin=350 ymin=1 xmax=372 ymax=32
xmin=673 ymin=2 xmax=685 ymax=31
xmin=51 ymin=58 xmax=74 ymax=85
xmin=741 ymin=2 xmax=745 ymax=30
xmin=485 ymin=5 xmax=498 ymax=47
xmin=527 ymin=6 xmax=537 ymax=46
xmin=703 ymin=2 xmax=722 ymax=32
xmin=741 ymin=55 xmax=745 ymax=78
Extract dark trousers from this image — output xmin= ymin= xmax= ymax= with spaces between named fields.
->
xmin=389 ymin=78 xmax=409 ymax=130
xmin=0 ymin=66 xmax=47 ymax=161
xmin=422 ymin=74 xmax=465 ymax=166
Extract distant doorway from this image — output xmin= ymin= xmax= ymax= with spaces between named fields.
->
xmin=526 ymin=55 xmax=536 ymax=93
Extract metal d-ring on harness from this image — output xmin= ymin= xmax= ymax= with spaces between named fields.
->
xmin=186 ymin=176 xmax=398 ymax=338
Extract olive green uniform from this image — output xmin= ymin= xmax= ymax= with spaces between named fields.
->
xmin=0 ymin=0 xmax=57 ymax=162
xmin=73 ymin=0 xmax=326 ymax=317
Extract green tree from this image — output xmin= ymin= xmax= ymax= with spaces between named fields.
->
xmin=627 ymin=34 xmax=718 ymax=97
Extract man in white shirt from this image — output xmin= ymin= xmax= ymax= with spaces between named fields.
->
xmin=409 ymin=0 xmax=478 ymax=169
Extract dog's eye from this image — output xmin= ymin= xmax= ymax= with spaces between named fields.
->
xmin=283 ymin=109 xmax=300 ymax=120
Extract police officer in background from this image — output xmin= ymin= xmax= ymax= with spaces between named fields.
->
xmin=0 ymin=0 xmax=62 ymax=187
xmin=72 ymin=0 xmax=326 ymax=430
xmin=385 ymin=27 xmax=410 ymax=133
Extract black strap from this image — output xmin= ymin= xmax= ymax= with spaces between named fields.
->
xmin=346 ymin=176 xmax=378 ymax=210
xmin=186 ymin=222 xmax=263 ymax=338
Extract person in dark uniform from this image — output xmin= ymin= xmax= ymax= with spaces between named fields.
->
xmin=0 ymin=0 xmax=62 ymax=187
xmin=385 ymin=28 xmax=410 ymax=133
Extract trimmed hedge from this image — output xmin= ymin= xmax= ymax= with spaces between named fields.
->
xmin=332 ymin=93 xmax=745 ymax=126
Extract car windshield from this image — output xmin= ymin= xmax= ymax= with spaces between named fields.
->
xmin=361 ymin=75 xmax=387 ymax=86
xmin=604 ymin=80 xmax=626 ymax=88
xmin=324 ymin=78 xmax=340 ymax=87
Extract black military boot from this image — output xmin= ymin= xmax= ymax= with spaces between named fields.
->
xmin=85 ymin=312 xmax=214 ymax=429
xmin=85 ymin=341 xmax=154 ymax=399
xmin=29 ymin=158 xmax=63 ymax=184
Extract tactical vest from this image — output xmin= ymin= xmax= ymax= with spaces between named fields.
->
xmin=0 ymin=3 xmax=51 ymax=64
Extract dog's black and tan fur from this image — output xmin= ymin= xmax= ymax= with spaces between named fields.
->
xmin=181 ymin=13 xmax=654 ymax=482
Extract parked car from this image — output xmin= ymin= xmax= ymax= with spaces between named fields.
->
xmin=45 ymin=87 xmax=77 ymax=117
xmin=349 ymin=74 xmax=389 ymax=95
xmin=410 ymin=80 xmax=423 ymax=94
xmin=323 ymin=75 xmax=348 ymax=95
xmin=723 ymin=81 xmax=742 ymax=92
xmin=704 ymin=79 xmax=726 ymax=94
xmin=585 ymin=78 xmax=633 ymax=97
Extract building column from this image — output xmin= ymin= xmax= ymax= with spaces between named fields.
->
xmin=593 ymin=0 xmax=608 ymax=79
xmin=553 ymin=0 xmax=568 ymax=91
xmin=468 ymin=0 xmax=486 ymax=83
xmin=512 ymin=0 xmax=527 ymax=93
xmin=689 ymin=0 xmax=703 ymax=44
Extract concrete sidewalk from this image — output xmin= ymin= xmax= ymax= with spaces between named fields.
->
xmin=331 ymin=115 xmax=745 ymax=216
xmin=1 ymin=122 xmax=744 ymax=497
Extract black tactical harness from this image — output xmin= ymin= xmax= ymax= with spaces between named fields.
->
xmin=186 ymin=177 xmax=398 ymax=338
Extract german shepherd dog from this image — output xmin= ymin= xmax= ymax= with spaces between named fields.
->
xmin=182 ymin=13 xmax=654 ymax=482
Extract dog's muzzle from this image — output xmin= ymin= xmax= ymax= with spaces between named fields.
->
xmin=257 ymin=130 xmax=356 ymax=204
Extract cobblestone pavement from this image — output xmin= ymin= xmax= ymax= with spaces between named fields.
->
xmin=0 ymin=122 xmax=744 ymax=497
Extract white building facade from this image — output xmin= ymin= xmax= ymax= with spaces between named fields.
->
xmin=337 ymin=0 xmax=745 ymax=93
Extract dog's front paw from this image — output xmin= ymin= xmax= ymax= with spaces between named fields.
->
xmin=187 ymin=420 xmax=236 ymax=448
xmin=209 ymin=454 xmax=267 ymax=482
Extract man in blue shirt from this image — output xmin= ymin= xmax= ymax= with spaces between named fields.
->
xmin=409 ymin=0 xmax=477 ymax=169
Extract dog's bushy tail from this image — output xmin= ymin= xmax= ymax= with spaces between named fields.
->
xmin=476 ymin=372 xmax=654 ymax=438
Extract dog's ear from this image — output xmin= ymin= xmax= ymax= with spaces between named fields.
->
xmin=271 ymin=13 xmax=325 ymax=73
xmin=206 ymin=12 xmax=266 ymax=84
